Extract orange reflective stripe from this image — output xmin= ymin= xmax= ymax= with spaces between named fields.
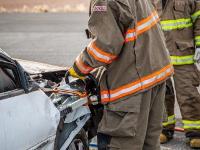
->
xmin=87 ymin=41 xmax=117 ymax=64
xmin=75 ymin=55 xmax=93 ymax=74
xmin=125 ymin=11 xmax=160 ymax=42
xmin=101 ymin=64 xmax=173 ymax=103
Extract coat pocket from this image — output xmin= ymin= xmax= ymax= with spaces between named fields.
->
xmin=175 ymin=40 xmax=194 ymax=51
xmin=98 ymin=94 xmax=142 ymax=137
xmin=173 ymin=0 xmax=188 ymax=19
xmin=174 ymin=0 xmax=185 ymax=12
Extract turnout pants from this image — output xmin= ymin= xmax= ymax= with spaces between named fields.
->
xmin=98 ymin=82 xmax=166 ymax=150
xmin=163 ymin=64 xmax=200 ymax=138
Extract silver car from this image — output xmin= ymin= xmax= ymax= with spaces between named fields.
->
xmin=0 ymin=49 xmax=97 ymax=150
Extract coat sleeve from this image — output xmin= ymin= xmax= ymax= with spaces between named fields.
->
xmin=191 ymin=0 xmax=200 ymax=48
xmin=72 ymin=0 xmax=129 ymax=76
xmin=151 ymin=0 xmax=163 ymax=16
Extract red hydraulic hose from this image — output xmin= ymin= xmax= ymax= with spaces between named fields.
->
xmin=175 ymin=127 xmax=184 ymax=132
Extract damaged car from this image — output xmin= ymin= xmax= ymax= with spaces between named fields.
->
xmin=0 ymin=49 xmax=102 ymax=150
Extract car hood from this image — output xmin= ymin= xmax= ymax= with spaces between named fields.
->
xmin=16 ymin=59 xmax=66 ymax=74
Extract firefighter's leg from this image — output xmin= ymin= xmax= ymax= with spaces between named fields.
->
xmin=174 ymin=65 xmax=200 ymax=148
xmin=160 ymin=78 xmax=176 ymax=143
xmin=143 ymin=82 xmax=166 ymax=150
xmin=97 ymin=133 xmax=111 ymax=150
xmin=98 ymin=82 xmax=166 ymax=150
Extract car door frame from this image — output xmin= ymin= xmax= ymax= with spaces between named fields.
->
xmin=0 ymin=52 xmax=29 ymax=100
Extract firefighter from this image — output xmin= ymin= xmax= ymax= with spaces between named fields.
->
xmin=158 ymin=0 xmax=200 ymax=148
xmin=67 ymin=0 xmax=173 ymax=149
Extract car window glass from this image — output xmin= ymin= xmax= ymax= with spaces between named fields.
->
xmin=4 ymin=68 xmax=16 ymax=81
xmin=0 ymin=67 xmax=18 ymax=93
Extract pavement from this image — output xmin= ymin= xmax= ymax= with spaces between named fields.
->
xmin=0 ymin=13 xmax=197 ymax=150
xmin=0 ymin=13 xmax=89 ymax=67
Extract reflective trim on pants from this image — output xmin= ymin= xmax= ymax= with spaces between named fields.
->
xmin=192 ymin=10 xmax=200 ymax=22
xmin=183 ymin=120 xmax=200 ymax=130
xmin=195 ymin=36 xmax=200 ymax=47
xmin=163 ymin=115 xmax=176 ymax=127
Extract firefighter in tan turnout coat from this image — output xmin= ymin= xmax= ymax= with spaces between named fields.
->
xmin=68 ymin=0 xmax=173 ymax=149
xmin=156 ymin=0 xmax=200 ymax=148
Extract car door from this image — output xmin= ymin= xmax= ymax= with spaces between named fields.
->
xmin=0 ymin=53 xmax=60 ymax=150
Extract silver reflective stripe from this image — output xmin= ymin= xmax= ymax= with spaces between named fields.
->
xmin=87 ymin=41 xmax=117 ymax=64
xmin=110 ymin=83 xmax=141 ymax=98
xmin=101 ymin=93 xmax=109 ymax=100
xmin=125 ymin=11 xmax=159 ymax=41
xmin=184 ymin=124 xmax=200 ymax=127
xmin=161 ymin=18 xmax=193 ymax=31
xmin=137 ymin=13 xmax=159 ymax=31
xmin=75 ymin=56 xmax=93 ymax=73
xmin=170 ymin=55 xmax=194 ymax=65
xmin=87 ymin=42 xmax=112 ymax=62
xmin=163 ymin=115 xmax=176 ymax=126
xmin=102 ymin=66 xmax=172 ymax=100
xmin=161 ymin=21 xmax=191 ymax=27
xmin=125 ymin=32 xmax=136 ymax=39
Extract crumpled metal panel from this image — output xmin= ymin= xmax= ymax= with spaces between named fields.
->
xmin=0 ymin=90 xmax=60 ymax=150
xmin=60 ymin=109 xmax=90 ymax=150
xmin=16 ymin=59 xmax=66 ymax=74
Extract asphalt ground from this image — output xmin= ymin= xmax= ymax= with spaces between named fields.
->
xmin=0 ymin=13 xmax=195 ymax=150
xmin=0 ymin=13 xmax=90 ymax=67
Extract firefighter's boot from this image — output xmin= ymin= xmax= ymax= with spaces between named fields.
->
xmin=160 ymin=133 xmax=168 ymax=144
xmin=160 ymin=129 xmax=174 ymax=144
xmin=190 ymin=138 xmax=200 ymax=148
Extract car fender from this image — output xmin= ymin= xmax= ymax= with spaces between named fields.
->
xmin=59 ymin=106 xmax=90 ymax=150
xmin=0 ymin=90 xmax=60 ymax=150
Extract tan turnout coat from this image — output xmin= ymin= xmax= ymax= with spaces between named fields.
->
xmin=73 ymin=0 xmax=173 ymax=103
xmin=160 ymin=0 xmax=200 ymax=65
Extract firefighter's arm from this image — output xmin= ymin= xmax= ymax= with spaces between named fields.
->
xmin=70 ymin=0 xmax=130 ymax=78
xmin=192 ymin=0 xmax=200 ymax=62
xmin=151 ymin=0 xmax=163 ymax=16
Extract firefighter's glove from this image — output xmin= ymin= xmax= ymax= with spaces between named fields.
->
xmin=68 ymin=67 xmax=85 ymax=80
xmin=88 ymin=95 xmax=99 ymax=105
xmin=194 ymin=48 xmax=200 ymax=64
